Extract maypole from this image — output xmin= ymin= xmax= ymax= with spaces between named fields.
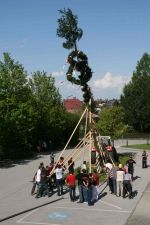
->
xmin=56 ymin=8 xmax=115 ymax=173
xmin=57 ymin=8 xmax=94 ymax=172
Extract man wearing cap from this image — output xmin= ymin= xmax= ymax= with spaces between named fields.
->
xmin=116 ymin=164 xmax=125 ymax=197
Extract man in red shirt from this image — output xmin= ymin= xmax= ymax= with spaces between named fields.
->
xmin=66 ymin=172 xmax=76 ymax=201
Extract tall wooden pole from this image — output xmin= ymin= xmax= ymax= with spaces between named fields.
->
xmin=89 ymin=99 xmax=92 ymax=173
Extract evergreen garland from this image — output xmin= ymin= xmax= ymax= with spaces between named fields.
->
xmin=66 ymin=50 xmax=92 ymax=103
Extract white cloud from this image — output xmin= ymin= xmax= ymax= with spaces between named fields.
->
xmin=52 ymin=71 xmax=65 ymax=77
xmin=94 ymin=72 xmax=131 ymax=90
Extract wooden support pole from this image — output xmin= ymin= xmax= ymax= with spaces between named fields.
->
xmin=63 ymin=131 xmax=90 ymax=165
xmin=50 ymin=107 xmax=88 ymax=176
xmin=62 ymin=106 xmax=88 ymax=152
xmin=89 ymin=100 xmax=92 ymax=173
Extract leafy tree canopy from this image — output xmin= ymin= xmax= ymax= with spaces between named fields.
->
xmin=0 ymin=53 xmax=34 ymax=158
xmin=120 ymin=53 xmax=150 ymax=132
xmin=96 ymin=106 xmax=127 ymax=139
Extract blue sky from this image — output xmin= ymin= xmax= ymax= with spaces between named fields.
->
xmin=0 ymin=0 xmax=150 ymax=100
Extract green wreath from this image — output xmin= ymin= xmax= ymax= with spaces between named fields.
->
xmin=66 ymin=50 xmax=92 ymax=103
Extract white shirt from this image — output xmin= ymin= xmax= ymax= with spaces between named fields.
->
xmin=105 ymin=163 xmax=113 ymax=170
xmin=124 ymin=173 xmax=132 ymax=181
xmin=55 ymin=168 xmax=63 ymax=179
xmin=36 ymin=169 xmax=41 ymax=182
xmin=81 ymin=164 xmax=87 ymax=171
xmin=116 ymin=170 xmax=124 ymax=181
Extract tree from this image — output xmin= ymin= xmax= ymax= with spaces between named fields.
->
xmin=96 ymin=106 xmax=127 ymax=139
xmin=120 ymin=53 xmax=150 ymax=132
xmin=29 ymin=71 xmax=62 ymax=113
xmin=0 ymin=53 xmax=34 ymax=158
xmin=0 ymin=54 xmax=81 ymax=159
xmin=28 ymin=72 xmax=79 ymax=146
xmin=28 ymin=71 xmax=64 ymax=143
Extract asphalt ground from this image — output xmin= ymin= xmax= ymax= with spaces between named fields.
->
xmin=0 ymin=146 xmax=150 ymax=225
xmin=126 ymin=182 xmax=150 ymax=225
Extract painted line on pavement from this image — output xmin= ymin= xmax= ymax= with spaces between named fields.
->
xmin=98 ymin=200 xmax=122 ymax=210
xmin=17 ymin=220 xmax=60 ymax=225
xmin=17 ymin=209 xmax=61 ymax=225
xmin=17 ymin=209 xmax=39 ymax=223
xmin=46 ymin=199 xmax=122 ymax=210
xmin=52 ymin=206 xmax=130 ymax=213
xmin=0 ymin=198 xmax=63 ymax=222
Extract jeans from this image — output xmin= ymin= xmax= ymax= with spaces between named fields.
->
xmin=56 ymin=178 xmax=63 ymax=196
xmin=109 ymin=177 xmax=117 ymax=194
xmin=69 ymin=186 xmax=76 ymax=201
xmin=36 ymin=182 xmax=49 ymax=197
xmin=82 ymin=186 xmax=88 ymax=202
xmin=92 ymin=185 xmax=98 ymax=201
xmin=87 ymin=187 xmax=93 ymax=205
xmin=78 ymin=185 xmax=83 ymax=202
xmin=123 ymin=180 xmax=132 ymax=198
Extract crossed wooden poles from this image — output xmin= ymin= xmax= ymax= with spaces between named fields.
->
xmin=50 ymin=103 xmax=115 ymax=176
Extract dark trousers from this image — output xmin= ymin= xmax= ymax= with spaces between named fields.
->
xmin=128 ymin=168 xmax=134 ymax=180
xmin=56 ymin=178 xmax=63 ymax=196
xmin=37 ymin=182 xmax=49 ymax=197
xmin=87 ymin=187 xmax=93 ymax=205
xmin=69 ymin=186 xmax=76 ymax=201
xmin=82 ymin=186 xmax=88 ymax=202
xmin=123 ymin=180 xmax=132 ymax=198
xmin=142 ymin=160 xmax=147 ymax=168
xmin=78 ymin=185 xmax=83 ymax=202
xmin=109 ymin=177 xmax=117 ymax=194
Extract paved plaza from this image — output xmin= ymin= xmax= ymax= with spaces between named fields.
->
xmin=0 ymin=145 xmax=150 ymax=225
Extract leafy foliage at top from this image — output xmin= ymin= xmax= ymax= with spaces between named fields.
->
xmin=57 ymin=8 xmax=83 ymax=50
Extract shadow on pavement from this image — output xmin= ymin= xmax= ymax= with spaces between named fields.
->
xmin=98 ymin=191 xmax=107 ymax=200
xmin=133 ymin=176 xmax=141 ymax=181
xmin=0 ymin=154 xmax=43 ymax=169
xmin=132 ymin=190 xmax=138 ymax=198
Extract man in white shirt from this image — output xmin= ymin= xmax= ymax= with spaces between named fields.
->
xmin=55 ymin=164 xmax=63 ymax=196
xmin=35 ymin=165 xmax=42 ymax=198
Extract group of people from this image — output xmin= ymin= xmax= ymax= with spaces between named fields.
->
xmin=36 ymin=139 xmax=53 ymax=153
xmin=105 ymin=155 xmax=136 ymax=199
xmin=105 ymin=150 xmax=148 ymax=199
xmin=31 ymin=157 xmax=100 ymax=206
xmin=66 ymin=168 xmax=100 ymax=206
xmin=31 ymin=150 xmax=148 ymax=204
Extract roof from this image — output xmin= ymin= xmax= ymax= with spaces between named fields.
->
xmin=64 ymin=97 xmax=83 ymax=113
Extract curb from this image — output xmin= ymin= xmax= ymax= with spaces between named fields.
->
xmin=124 ymin=181 xmax=150 ymax=225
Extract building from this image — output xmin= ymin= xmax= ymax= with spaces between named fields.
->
xmin=64 ymin=97 xmax=83 ymax=113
